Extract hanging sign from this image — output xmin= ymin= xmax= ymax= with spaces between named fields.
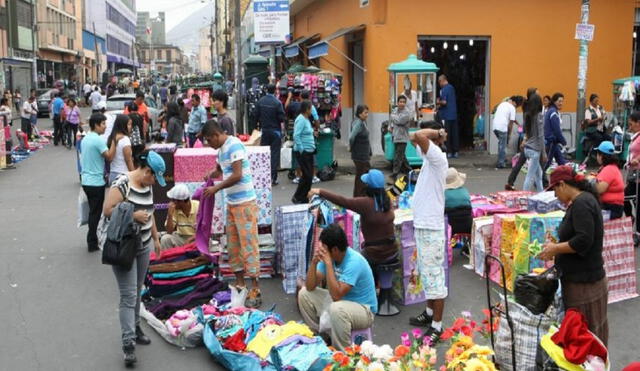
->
xmin=575 ymin=23 xmax=595 ymax=41
xmin=254 ymin=0 xmax=290 ymax=43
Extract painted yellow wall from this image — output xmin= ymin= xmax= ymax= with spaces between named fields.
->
xmin=293 ymin=0 xmax=635 ymax=113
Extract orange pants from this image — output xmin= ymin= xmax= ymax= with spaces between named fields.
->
xmin=226 ymin=200 xmax=260 ymax=277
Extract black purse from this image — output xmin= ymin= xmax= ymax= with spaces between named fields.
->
xmin=102 ymin=220 xmax=141 ymax=271
xmin=514 ymin=266 xmax=559 ymax=315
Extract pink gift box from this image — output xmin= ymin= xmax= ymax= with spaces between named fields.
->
xmin=174 ymin=148 xmax=217 ymax=182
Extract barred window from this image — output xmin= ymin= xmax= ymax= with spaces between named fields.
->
xmin=16 ymin=0 xmax=33 ymax=28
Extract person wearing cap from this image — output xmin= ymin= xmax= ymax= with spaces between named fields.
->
xmin=308 ymin=169 xmax=397 ymax=267
xmin=444 ymin=167 xmax=472 ymax=236
xmin=102 ymin=150 xmax=166 ymax=367
xmin=539 ymin=165 xmax=608 ymax=346
xmin=161 ymin=184 xmax=200 ymax=249
xmin=587 ymin=141 xmax=624 ymax=219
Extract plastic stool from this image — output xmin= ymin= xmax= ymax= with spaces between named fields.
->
xmin=351 ymin=326 xmax=373 ymax=345
xmin=376 ymin=260 xmax=401 ymax=316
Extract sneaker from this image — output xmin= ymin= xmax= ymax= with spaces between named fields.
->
xmin=424 ymin=326 xmax=443 ymax=345
xmin=409 ymin=310 xmax=433 ymax=327
xmin=245 ymin=288 xmax=262 ymax=308
xmin=292 ymin=177 xmax=300 ymax=184
xmin=312 ymin=176 xmax=321 ymax=184
xmin=123 ymin=343 xmax=137 ymax=367
xmin=504 ymin=184 xmax=516 ymax=191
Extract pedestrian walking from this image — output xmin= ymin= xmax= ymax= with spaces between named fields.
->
xmin=51 ymin=92 xmax=65 ymax=146
xmin=522 ymin=93 xmax=546 ymax=192
xmin=256 ymin=84 xmax=286 ymax=185
xmin=492 ymin=95 xmax=523 ymax=168
xmin=408 ymin=120 xmax=449 ymax=344
xmin=124 ymin=92 xmax=150 ymax=142
xmin=29 ymin=94 xmax=39 ymax=138
xmin=12 ymin=89 xmax=21 ymax=112
xmin=186 ymin=94 xmax=207 ymax=147
xmin=107 ymin=114 xmax=135 ymax=185
xmin=83 ymin=81 xmax=92 ymax=106
xmin=390 ymin=95 xmax=412 ymax=181
xmin=62 ymin=98 xmax=81 ymax=147
xmin=292 ymin=101 xmax=316 ymax=203
xmin=165 ymin=102 xmax=184 ymax=145
xmin=159 ymin=85 xmax=168 ymax=106
xmin=437 ymin=75 xmax=458 ymax=158
xmin=80 ymin=113 xmax=118 ymax=252
xmin=102 ymin=150 xmax=166 ymax=367
xmin=544 ymin=93 xmax=568 ymax=174
xmin=212 ymin=89 xmax=235 ymax=136
xmin=201 ymin=120 xmax=262 ymax=308
xmin=90 ymin=87 xmax=102 ymax=113
xmin=126 ymin=103 xmax=146 ymax=160
xmin=20 ymin=96 xmax=35 ymax=138
xmin=350 ymin=105 xmax=372 ymax=197
xmin=506 ymin=88 xmax=538 ymax=190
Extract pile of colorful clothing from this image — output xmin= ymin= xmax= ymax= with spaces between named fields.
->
xmin=219 ymin=232 xmax=276 ymax=280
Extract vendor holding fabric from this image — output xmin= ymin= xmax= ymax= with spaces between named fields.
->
xmin=587 ymin=141 xmax=624 ymax=219
xmin=298 ymin=224 xmax=377 ymax=351
xmin=444 ymin=167 xmax=473 ymax=235
xmin=539 ymin=165 xmax=608 ymax=346
xmin=308 ymin=169 xmax=397 ymax=266
xmin=161 ymin=184 xmax=199 ymax=249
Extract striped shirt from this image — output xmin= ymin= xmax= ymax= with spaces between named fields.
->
xmin=113 ymin=175 xmax=155 ymax=245
xmin=218 ymin=136 xmax=256 ymax=205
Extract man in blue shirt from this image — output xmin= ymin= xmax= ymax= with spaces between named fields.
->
xmin=51 ymin=92 xmax=65 ymax=146
xmin=437 ymin=75 xmax=459 ymax=158
xmin=256 ymin=84 xmax=286 ymax=185
xmin=298 ymin=224 xmax=376 ymax=351
xmin=187 ymin=94 xmax=207 ymax=147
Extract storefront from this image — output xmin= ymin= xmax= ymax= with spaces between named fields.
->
xmin=1 ymin=58 xmax=33 ymax=95
xmin=290 ymin=0 xmax=635 ymax=155
xmin=37 ymin=48 xmax=80 ymax=89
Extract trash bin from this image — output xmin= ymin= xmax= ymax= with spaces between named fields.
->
xmin=315 ymin=129 xmax=334 ymax=169
xmin=384 ymin=129 xmax=423 ymax=167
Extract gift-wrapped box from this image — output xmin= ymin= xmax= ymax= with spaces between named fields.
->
xmin=527 ymin=191 xmax=563 ymax=214
xmin=255 ymin=189 xmax=273 ymax=226
xmin=471 ymin=217 xmax=493 ymax=276
xmin=491 ymin=214 xmax=517 ymax=257
xmin=491 ymin=191 xmax=535 ymax=205
xmin=602 ymin=217 xmax=639 ymax=303
xmin=174 ymin=148 xmax=217 ymax=182
xmin=247 ymin=146 xmax=272 ymax=192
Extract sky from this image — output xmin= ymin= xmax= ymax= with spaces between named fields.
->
xmin=136 ymin=0 xmax=211 ymax=31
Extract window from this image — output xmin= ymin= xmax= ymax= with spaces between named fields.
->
xmin=106 ymin=3 xmax=136 ymax=36
xmin=166 ymin=50 xmax=171 ymax=61
xmin=16 ymin=0 xmax=33 ymax=28
xmin=107 ymin=35 xmax=131 ymax=58
xmin=157 ymin=49 xmax=161 ymax=59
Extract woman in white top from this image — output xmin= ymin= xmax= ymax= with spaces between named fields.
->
xmin=108 ymin=114 xmax=135 ymax=185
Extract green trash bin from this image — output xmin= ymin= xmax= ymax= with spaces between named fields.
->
xmin=315 ymin=129 xmax=335 ymax=169
xmin=384 ymin=129 xmax=423 ymax=167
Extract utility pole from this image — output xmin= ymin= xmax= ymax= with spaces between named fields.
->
xmin=209 ymin=21 xmax=215 ymax=73
xmin=234 ymin=0 xmax=244 ymax=133
xmin=576 ymin=0 xmax=590 ymax=136
xmin=92 ymin=22 xmax=100 ymax=83
xmin=31 ymin=0 xmax=38 ymax=89
xmin=214 ymin=2 xmax=220 ymax=72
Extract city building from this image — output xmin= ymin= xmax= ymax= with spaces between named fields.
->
xmin=139 ymin=44 xmax=183 ymax=75
xmin=35 ymin=0 xmax=83 ymax=89
xmin=136 ymin=11 xmax=165 ymax=45
xmin=289 ymin=0 xmax=636 ymax=155
xmin=81 ymin=0 xmax=107 ymax=85
xmin=198 ymin=26 xmax=213 ymax=73
xmin=0 ymin=0 xmax=37 ymax=94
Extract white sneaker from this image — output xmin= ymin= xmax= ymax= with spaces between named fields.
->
xmin=292 ymin=177 xmax=300 ymax=184
xmin=312 ymin=176 xmax=321 ymax=184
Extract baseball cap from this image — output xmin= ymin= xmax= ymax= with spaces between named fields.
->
xmin=145 ymin=151 xmax=166 ymax=187
xmin=546 ymin=165 xmax=576 ymax=191
xmin=167 ymin=184 xmax=191 ymax=201
xmin=360 ymin=169 xmax=385 ymax=189
xmin=595 ymin=141 xmax=615 ymax=155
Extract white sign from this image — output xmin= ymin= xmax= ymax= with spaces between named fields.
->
xmin=575 ymin=23 xmax=595 ymax=41
xmin=254 ymin=0 xmax=290 ymax=43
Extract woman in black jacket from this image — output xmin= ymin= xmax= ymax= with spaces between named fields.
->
xmin=539 ymin=165 xmax=608 ymax=346
xmin=350 ymin=105 xmax=372 ymax=197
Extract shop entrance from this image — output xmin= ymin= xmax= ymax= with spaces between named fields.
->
xmin=351 ymin=40 xmax=365 ymax=113
xmin=418 ymin=36 xmax=490 ymax=151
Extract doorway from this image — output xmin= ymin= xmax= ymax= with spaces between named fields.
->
xmin=351 ymin=40 xmax=365 ymax=114
xmin=418 ymin=36 xmax=490 ymax=151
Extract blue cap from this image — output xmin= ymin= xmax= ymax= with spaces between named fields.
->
xmin=360 ymin=169 xmax=385 ymax=189
xmin=146 ymin=151 xmax=166 ymax=187
xmin=596 ymin=141 xmax=615 ymax=155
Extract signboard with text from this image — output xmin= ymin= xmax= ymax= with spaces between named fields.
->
xmin=254 ymin=0 xmax=290 ymax=43
xmin=575 ymin=23 xmax=595 ymax=41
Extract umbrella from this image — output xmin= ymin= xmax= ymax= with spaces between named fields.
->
xmin=115 ymin=68 xmax=133 ymax=75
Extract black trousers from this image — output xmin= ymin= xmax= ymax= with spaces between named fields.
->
xmin=53 ymin=114 xmax=62 ymax=145
xmin=353 ymin=160 xmax=371 ymax=197
xmin=586 ymin=130 xmax=612 ymax=149
xmin=507 ymin=149 xmax=527 ymax=186
xmin=293 ymin=151 xmax=314 ymax=203
xmin=392 ymin=142 xmax=411 ymax=179
xmin=82 ymin=185 xmax=105 ymax=251
xmin=625 ymin=179 xmax=640 ymax=234
xmin=21 ymin=117 xmax=32 ymax=138
xmin=445 ymin=119 xmax=459 ymax=153
xmin=260 ymin=129 xmax=282 ymax=182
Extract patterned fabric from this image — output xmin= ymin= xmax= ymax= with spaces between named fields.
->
xmin=603 ymin=216 xmax=639 ymax=303
xmin=226 ymin=201 xmax=260 ymax=277
xmin=247 ymin=146 xmax=272 ymax=191
xmin=219 ymin=136 xmax=256 ymax=205
xmin=276 ymin=205 xmax=310 ymax=294
xmin=414 ymin=227 xmax=447 ymax=300
xmin=174 ymin=148 xmax=217 ymax=182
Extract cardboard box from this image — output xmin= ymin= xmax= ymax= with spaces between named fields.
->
xmin=174 ymin=148 xmax=217 ymax=182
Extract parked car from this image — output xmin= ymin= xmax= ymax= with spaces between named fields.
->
xmin=36 ymin=88 xmax=56 ymax=117
xmin=105 ymin=94 xmax=161 ymax=131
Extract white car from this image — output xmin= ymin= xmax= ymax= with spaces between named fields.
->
xmin=105 ymin=94 xmax=162 ymax=131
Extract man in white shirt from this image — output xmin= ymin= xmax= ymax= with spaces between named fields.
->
xmin=402 ymin=76 xmax=420 ymax=122
xmin=408 ymin=120 xmax=449 ymax=344
xmin=90 ymin=87 xmax=103 ymax=113
xmin=83 ymin=82 xmax=92 ymax=105
xmin=492 ymin=96 xmax=523 ymax=168
xmin=21 ymin=96 xmax=36 ymax=138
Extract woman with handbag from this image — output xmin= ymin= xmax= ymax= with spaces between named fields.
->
xmin=539 ymin=165 xmax=608 ymax=346
xmin=102 ymin=150 xmax=166 ymax=367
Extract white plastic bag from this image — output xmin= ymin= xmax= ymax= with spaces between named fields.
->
xmin=280 ymin=148 xmax=292 ymax=169
xmin=229 ymin=286 xmax=248 ymax=308
xmin=77 ymin=188 xmax=89 ymax=228
xmin=318 ymin=295 xmax=333 ymax=334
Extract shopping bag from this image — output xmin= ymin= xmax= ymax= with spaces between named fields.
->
xmin=245 ymin=129 xmax=262 ymax=146
xmin=318 ymin=295 xmax=333 ymax=335
xmin=77 ymin=188 xmax=89 ymax=228
xmin=514 ymin=267 xmax=558 ymax=315
xmin=280 ymin=147 xmax=292 ymax=169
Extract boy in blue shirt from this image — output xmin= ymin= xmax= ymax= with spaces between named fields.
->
xmin=298 ymin=224 xmax=376 ymax=351
xmin=51 ymin=92 xmax=65 ymax=145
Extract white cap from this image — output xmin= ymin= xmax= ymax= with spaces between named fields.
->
xmin=167 ymin=184 xmax=191 ymax=201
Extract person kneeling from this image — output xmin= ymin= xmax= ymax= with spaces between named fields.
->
xmin=161 ymin=184 xmax=199 ymax=249
xmin=298 ymin=224 xmax=377 ymax=351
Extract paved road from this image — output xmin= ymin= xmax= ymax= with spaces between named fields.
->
xmin=1 ymin=109 xmax=638 ymax=370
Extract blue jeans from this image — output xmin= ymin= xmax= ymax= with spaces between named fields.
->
xmin=494 ymin=130 xmax=507 ymax=167
xmin=187 ymin=132 xmax=198 ymax=147
xmin=523 ymin=147 xmax=543 ymax=192
xmin=545 ymin=142 xmax=567 ymax=169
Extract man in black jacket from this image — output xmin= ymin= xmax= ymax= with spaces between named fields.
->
xmin=256 ymin=84 xmax=286 ymax=185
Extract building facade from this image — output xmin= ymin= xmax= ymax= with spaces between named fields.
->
xmin=136 ymin=11 xmax=165 ymax=46
xmin=139 ymin=44 xmax=183 ymax=75
xmin=290 ymin=0 xmax=636 ymax=155
xmin=81 ymin=0 xmax=106 ymax=85
xmin=1 ymin=0 xmax=37 ymax=95
xmin=198 ymin=26 xmax=213 ymax=73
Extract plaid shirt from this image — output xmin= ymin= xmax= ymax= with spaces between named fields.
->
xmin=276 ymin=205 xmax=310 ymax=294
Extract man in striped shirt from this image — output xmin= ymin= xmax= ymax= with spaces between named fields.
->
xmin=202 ymin=120 xmax=262 ymax=308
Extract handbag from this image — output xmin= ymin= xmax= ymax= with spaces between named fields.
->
xmin=102 ymin=178 xmax=141 ymax=270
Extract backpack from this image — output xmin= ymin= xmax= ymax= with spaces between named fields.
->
xmin=101 ymin=179 xmax=141 ymax=270
xmin=317 ymin=161 xmax=337 ymax=181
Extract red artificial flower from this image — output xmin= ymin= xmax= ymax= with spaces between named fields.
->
xmin=394 ymin=344 xmax=410 ymax=357
xmin=452 ymin=317 xmax=466 ymax=331
xmin=461 ymin=325 xmax=472 ymax=336
xmin=361 ymin=355 xmax=371 ymax=365
xmin=441 ymin=328 xmax=456 ymax=341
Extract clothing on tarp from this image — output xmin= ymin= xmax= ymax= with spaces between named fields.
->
xmin=246 ymin=322 xmax=314 ymax=359
xmin=192 ymin=178 xmax=216 ymax=255
xmin=551 ymin=309 xmax=608 ymax=364
xmin=146 ymin=277 xmax=227 ymax=320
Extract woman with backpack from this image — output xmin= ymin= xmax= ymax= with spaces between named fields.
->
xmin=107 ymin=114 xmax=135 ymax=185
xmin=102 ymin=150 xmax=166 ymax=367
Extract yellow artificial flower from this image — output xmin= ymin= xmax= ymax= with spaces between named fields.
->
xmin=462 ymin=358 xmax=494 ymax=371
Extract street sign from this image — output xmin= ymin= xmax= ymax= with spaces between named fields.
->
xmin=254 ymin=0 xmax=290 ymax=43
xmin=575 ymin=23 xmax=595 ymax=41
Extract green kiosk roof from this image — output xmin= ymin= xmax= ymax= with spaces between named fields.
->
xmin=387 ymin=54 xmax=439 ymax=73
xmin=613 ymin=76 xmax=640 ymax=85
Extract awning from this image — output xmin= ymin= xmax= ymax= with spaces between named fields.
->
xmin=282 ymin=34 xmax=320 ymax=58
xmin=257 ymin=44 xmax=283 ymax=58
xmin=308 ymin=25 xmax=365 ymax=59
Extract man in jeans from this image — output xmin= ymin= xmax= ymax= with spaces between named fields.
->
xmin=391 ymin=95 xmax=412 ymax=181
xmin=186 ymin=94 xmax=207 ymax=147
xmin=80 ymin=113 xmax=118 ymax=252
xmin=51 ymin=92 xmax=65 ymax=146
xmin=492 ymin=96 xmax=523 ymax=168
xmin=255 ymin=84 xmax=285 ymax=185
